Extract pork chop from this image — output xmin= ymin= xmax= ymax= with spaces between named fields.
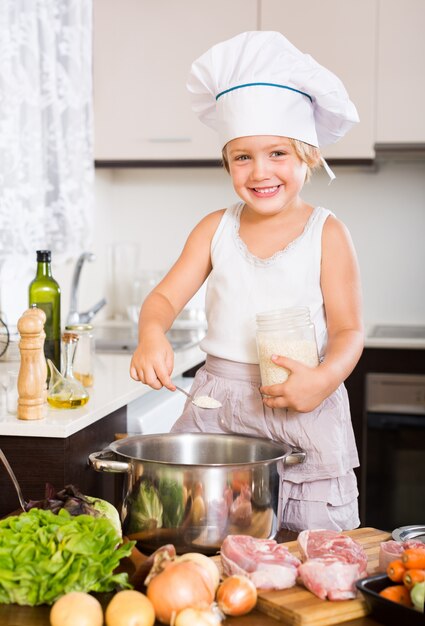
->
xmin=220 ymin=534 xmax=301 ymax=590
xmin=297 ymin=529 xmax=368 ymax=600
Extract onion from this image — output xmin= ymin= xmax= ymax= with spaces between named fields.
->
xmin=174 ymin=607 xmax=223 ymax=626
xmin=147 ymin=559 xmax=215 ymax=624
xmin=50 ymin=592 xmax=103 ymax=626
xmin=216 ymin=575 xmax=257 ymax=616
xmin=176 ymin=553 xmax=220 ymax=591
xmin=105 ymin=590 xmax=155 ymax=626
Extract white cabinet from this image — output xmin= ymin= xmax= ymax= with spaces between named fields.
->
xmin=376 ymin=0 xmax=425 ymax=144
xmin=260 ymin=0 xmax=378 ymax=159
xmin=94 ymin=0 xmax=423 ymax=162
xmin=93 ymin=0 xmax=257 ymax=161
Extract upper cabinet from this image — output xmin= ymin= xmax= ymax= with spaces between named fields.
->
xmin=376 ymin=0 xmax=425 ymax=144
xmin=260 ymin=0 xmax=377 ymax=160
xmin=94 ymin=0 xmax=423 ymax=163
xmin=93 ymin=0 xmax=257 ymax=161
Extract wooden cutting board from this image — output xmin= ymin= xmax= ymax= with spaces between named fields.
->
xmin=218 ymin=527 xmax=391 ymax=626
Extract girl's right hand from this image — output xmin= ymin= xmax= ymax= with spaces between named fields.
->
xmin=129 ymin=210 xmax=222 ymax=390
xmin=130 ymin=330 xmax=175 ymax=390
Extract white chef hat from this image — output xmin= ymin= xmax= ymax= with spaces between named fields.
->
xmin=187 ymin=31 xmax=359 ymax=155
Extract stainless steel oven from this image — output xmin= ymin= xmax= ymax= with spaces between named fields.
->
xmin=365 ymin=373 xmax=425 ymax=531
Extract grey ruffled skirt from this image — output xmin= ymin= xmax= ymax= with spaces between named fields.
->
xmin=171 ymin=355 xmax=360 ymax=532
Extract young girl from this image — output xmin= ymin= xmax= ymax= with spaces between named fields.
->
xmin=130 ymin=31 xmax=364 ymax=532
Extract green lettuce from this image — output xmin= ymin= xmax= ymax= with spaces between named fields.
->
xmin=85 ymin=495 xmax=122 ymax=537
xmin=126 ymin=482 xmax=163 ymax=533
xmin=0 ymin=508 xmax=134 ymax=606
xmin=158 ymin=475 xmax=185 ymax=528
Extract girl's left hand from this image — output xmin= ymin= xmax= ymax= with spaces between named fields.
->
xmin=260 ymin=355 xmax=330 ymax=413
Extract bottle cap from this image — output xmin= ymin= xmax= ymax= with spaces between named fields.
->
xmin=36 ymin=250 xmax=51 ymax=262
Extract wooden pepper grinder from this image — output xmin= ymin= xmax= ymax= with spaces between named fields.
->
xmin=24 ymin=306 xmax=48 ymax=400
xmin=17 ymin=307 xmax=47 ymax=420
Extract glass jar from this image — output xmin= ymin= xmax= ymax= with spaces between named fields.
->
xmin=256 ymin=306 xmax=319 ymax=386
xmin=47 ymin=333 xmax=89 ymax=409
xmin=64 ymin=324 xmax=94 ymax=387
xmin=6 ymin=370 xmax=19 ymax=414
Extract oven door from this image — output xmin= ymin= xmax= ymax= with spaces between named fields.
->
xmin=365 ymin=412 xmax=425 ymax=530
xmin=365 ymin=373 xmax=425 ymax=531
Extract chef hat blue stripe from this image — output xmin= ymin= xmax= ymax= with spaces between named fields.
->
xmin=216 ymin=82 xmax=313 ymax=103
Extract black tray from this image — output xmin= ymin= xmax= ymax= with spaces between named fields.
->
xmin=356 ymin=574 xmax=423 ymax=626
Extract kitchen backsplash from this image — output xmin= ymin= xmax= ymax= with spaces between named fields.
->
xmin=3 ymin=158 xmax=424 ymax=329
xmin=81 ymin=158 xmax=425 ymax=328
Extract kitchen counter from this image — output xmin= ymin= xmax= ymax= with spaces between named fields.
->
xmin=364 ymin=335 xmax=425 ymax=349
xmin=0 ymin=344 xmax=204 ymax=438
xmin=2 ymin=324 xmax=422 ymax=440
xmin=364 ymin=324 xmax=425 ymax=349
xmin=0 ymin=604 xmax=383 ymax=626
xmin=0 ymin=344 xmax=205 ymax=517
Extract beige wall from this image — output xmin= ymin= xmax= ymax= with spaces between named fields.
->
xmin=54 ymin=158 xmax=425 ymax=328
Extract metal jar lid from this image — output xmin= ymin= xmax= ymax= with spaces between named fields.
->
xmin=65 ymin=324 xmax=93 ymax=332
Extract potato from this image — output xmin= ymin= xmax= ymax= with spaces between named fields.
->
xmin=105 ymin=589 xmax=155 ymax=626
xmin=50 ymin=591 xmax=103 ymax=626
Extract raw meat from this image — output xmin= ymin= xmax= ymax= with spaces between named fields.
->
xmin=298 ymin=529 xmax=368 ymax=576
xmin=297 ymin=529 xmax=368 ymax=600
xmin=220 ymin=535 xmax=301 ymax=590
xmin=298 ymin=560 xmax=361 ymax=601
xmin=379 ymin=540 xmax=425 ymax=572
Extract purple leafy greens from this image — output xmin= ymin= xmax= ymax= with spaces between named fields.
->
xmin=25 ymin=483 xmax=101 ymax=517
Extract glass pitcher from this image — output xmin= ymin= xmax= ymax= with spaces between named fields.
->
xmin=47 ymin=332 xmax=89 ymax=409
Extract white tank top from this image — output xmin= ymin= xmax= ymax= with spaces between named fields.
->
xmin=201 ymin=202 xmax=332 ymax=364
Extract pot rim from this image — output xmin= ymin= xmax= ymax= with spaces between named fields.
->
xmin=108 ymin=432 xmax=298 ymax=467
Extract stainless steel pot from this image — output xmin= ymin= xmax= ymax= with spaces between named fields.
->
xmin=89 ymin=433 xmax=305 ymax=555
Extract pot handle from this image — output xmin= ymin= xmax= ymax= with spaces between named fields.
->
xmin=283 ymin=447 xmax=306 ymax=465
xmin=88 ymin=449 xmax=131 ymax=473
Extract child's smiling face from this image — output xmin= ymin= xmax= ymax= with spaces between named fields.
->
xmin=225 ymin=135 xmax=308 ymax=214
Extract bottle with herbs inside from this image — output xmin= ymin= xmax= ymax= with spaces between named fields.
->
xmin=29 ymin=250 xmax=61 ymax=371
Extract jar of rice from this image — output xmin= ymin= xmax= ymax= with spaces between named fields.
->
xmin=256 ymin=306 xmax=319 ymax=386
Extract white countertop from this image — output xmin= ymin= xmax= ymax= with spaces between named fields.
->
xmin=1 ymin=324 xmax=423 ymax=439
xmin=0 ymin=345 xmax=204 ymax=438
xmin=364 ymin=324 xmax=425 ymax=350
xmin=364 ymin=336 xmax=425 ymax=349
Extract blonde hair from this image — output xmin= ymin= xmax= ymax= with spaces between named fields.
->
xmin=222 ymin=138 xmax=322 ymax=182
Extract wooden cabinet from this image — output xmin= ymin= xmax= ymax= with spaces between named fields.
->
xmin=0 ymin=407 xmax=126 ymax=518
xmin=93 ymin=0 xmax=257 ymax=161
xmin=260 ymin=0 xmax=377 ymax=160
xmin=376 ymin=0 xmax=425 ymax=144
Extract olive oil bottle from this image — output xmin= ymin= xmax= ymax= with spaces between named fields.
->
xmin=46 ymin=333 xmax=89 ymax=409
xmin=29 ymin=250 xmax=61 ymax=371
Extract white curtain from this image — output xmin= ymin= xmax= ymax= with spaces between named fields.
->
xmin=0 ymin=0 xmax=94 ymax=265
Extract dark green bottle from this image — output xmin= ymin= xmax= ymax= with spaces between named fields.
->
xmin=29 ymin=250 xmax=61 ymax=370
